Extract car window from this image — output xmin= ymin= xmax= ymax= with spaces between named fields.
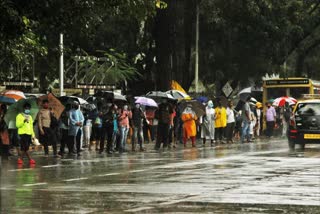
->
xmin=295 ymin=103 xmax=320 ymax=116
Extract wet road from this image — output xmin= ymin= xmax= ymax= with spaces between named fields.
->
xmin=1 ymin=138 xmax=320 ymax=213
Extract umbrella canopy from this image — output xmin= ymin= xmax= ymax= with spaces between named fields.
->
xmin=59 ymin=96 xmax=89 ymax=105
xmin=238 ymin=87 xmax=251 ymax=101
xmin=179 ymin=100 xmax=205 ymax=117
xmin=94 ymin=91 xmax=127 ymax=102
xmin=0 ymin=90 xmax=26 ymax=101
xmin=166 ymin=90 xmax=191 ymax=100
xmin=195 ymin=96 xmax=209 ymax=104
xmin=0 ymin=95 xmax=16 ymax=104
xmin=38 ymin=93 xmax=65 ymax=119
xmin=134 ymin=97 xmax=158 ymax=107
xmin=272 ymin=96 xmax=297 ymax=107
xmin=146 ymin=91 xmax=175 ymax=99
xmin=4 ymin=98 xmax=39 ymax=125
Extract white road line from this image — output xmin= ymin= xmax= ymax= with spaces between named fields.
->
xmin=95 ymin=173 xmax=120 ymax=177
xmin=64 ymin=177 xmax=89 ymax=182
xmin=23 ymin=182 xmax=47 ymax=187
xmin=124 ymin=206 xmax=155 ymax=212
xmin=8 ymin=168 xmax=34 ymax=172
xmin=42 ymin=164 xmax=60 ymax=168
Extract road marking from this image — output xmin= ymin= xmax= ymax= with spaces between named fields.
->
xmin=96 ymin=173 xmax=120 ymax=177
xmin=42 ymin=164 xmax=60 ymax=168
xmin=124 ymin=206 xmax=154 ymax=212
xmin=23 ymin=182 xmax=47 ymax=187
xmin=8 ymin=168 xmax=34 ymax=172
xmin=64 ymin=177 xmax=89 ymax=182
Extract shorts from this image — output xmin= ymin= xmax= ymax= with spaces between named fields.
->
xmin=19 ymin=134 xmax=32 ymax=152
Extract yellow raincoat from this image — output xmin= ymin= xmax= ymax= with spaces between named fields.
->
xmin=214 ymin=106 xmax=227 ymax=128
xmin=181 ymin=111 xmax=198 ymax=138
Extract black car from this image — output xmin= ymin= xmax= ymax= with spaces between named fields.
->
xmin=288 ymin=99 xmax=320 ymax=149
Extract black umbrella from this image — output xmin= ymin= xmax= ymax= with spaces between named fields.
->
xmin=179 ymin=100 xmax=205 ymax=117
xmin=94 ymin=90 xmax=127 ymax=102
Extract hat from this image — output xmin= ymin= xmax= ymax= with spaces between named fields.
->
xmin=256 ymin=102 xmax=262 ymax=108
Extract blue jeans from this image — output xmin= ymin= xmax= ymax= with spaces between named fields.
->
xmin=132 ymin=125 xmax=144 ymax=150
xmin=241 ymin=120 xmax=250 ymax=143
xmin=119 ymin=126 xmax=129 ymax=152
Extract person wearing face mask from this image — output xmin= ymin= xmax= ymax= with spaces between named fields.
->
xmin=38 ymin=99 xmax=59 ymax=157
xmin=201 ymin=100 xmax=216 ymax=146
xmin=68 ymin=101 xmax=84 ymax=156
xmin=181 ymin=104 xmax=198 ymax=147
xmin=16 ymin=102 xmax=36 ymax=165
xmin=118 ymin=105 xmax=132 ymax=153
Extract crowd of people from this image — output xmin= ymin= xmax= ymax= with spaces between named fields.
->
xmin=0 ymin=94 xmax=293 ymax=166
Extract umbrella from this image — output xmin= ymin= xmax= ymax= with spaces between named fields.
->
xmin=195 ymin=96 xmax=209 ymax=103
xmin=0 ymin=95 xmax=16 ymax=104
xmin=58 ymin=96 xmax=89 ymax=106
xmin=146 ymin=91 xmax=175 ymax=100
xmin=179 ymin=100 xmax=205 ymax=117
xmin=38 ymin=93 xmax=65 ymax=119
xmin=238 ymin=87 xmax=251 ymax=101
xmin=165 ymin=90 xmax=191 ymax=100
xmin=134 ymin=97 xmax=158 ymax=107
xmin=0 ymin=90 xmax=26 ymax=101
xmin=272 ymin=96 xmax=297 ymax=107
xmin=4 ymin=98 xmax=39 ymax=125
xmin=94 ymin=91 xmax=127 ymax=102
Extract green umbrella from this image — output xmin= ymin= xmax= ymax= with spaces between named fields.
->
xmin=4 ymin=98 xmax=39 ymax=125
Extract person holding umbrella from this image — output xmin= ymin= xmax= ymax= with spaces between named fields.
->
xmin=16 ymin=102 xmax=36 ymax=165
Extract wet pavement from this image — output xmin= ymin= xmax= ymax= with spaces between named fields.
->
xmin=1 ymin=138 xmax=320 ymax=213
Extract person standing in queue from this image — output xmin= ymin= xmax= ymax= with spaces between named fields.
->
xmin=265 ymin=101 xmax=276 ymax=138
xmin=38 ymin=99 xmax=59 ymax=157
xmin=181 ymin=104 xmax=198 ymax=148
xmin=155 ymin=99 xmax=173 ymax=150
xmin=215 ymin=99 xmax=227 ymax=144
xmin=16 ymin=102 xmax=36 ymax=165
xmin=68 ymin=101 xmax=84 ymax=156
xmin=201 ymin=100 xmax=216 ymax=146
xmin=131 ymin=103 xmax=145 ymax=152
xmin=118 ymin=105 xmax=132 ymax=153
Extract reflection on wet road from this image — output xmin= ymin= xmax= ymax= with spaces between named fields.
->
xmin=1 ymin=138 xmax=320 ymax=213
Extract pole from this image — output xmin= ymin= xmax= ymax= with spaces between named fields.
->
xmin=195 ymin=2 xmax=199 ymax=93
xmin=59 ymin=33 xmax=64 ymax=96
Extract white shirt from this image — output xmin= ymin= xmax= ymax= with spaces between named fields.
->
xmin=226 ymin=107 xmax=235 ymax=123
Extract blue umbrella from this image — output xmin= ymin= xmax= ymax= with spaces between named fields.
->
xmin=0 ymin=95 xmax=16 ymax=104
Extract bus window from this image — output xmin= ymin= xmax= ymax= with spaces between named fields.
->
xmin=290 ymin=87 xmax=309 ymax=99
xmin=267 ymin=88 xmax=286 ymax=100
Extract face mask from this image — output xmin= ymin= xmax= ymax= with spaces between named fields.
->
xmin=208 ymin=103 xmax=213 ymax=108
xmin=123 ymin=105 xmax=128 ymax=111
xmin=24 ymin=109 xmax=31 ymax=114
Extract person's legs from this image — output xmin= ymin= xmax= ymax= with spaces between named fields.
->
xmin=241 ymin=121 xmax=250 ymax=143
xmin=76 ymin=129 xmax=82 ymax=154
xmin=132 ymin=127 xmax=138 ymax=151
xmin=138 ymin=125 xmax=145 ymax=150
xmin=162 ymin=124 xmax=170 ymax=148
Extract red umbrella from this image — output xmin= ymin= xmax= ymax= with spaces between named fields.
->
xmin=272 ymin=96 xmax=297 ymax=107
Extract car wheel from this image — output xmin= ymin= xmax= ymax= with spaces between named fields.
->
xmin=288 ymin=139 xmax=295 ymax=150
